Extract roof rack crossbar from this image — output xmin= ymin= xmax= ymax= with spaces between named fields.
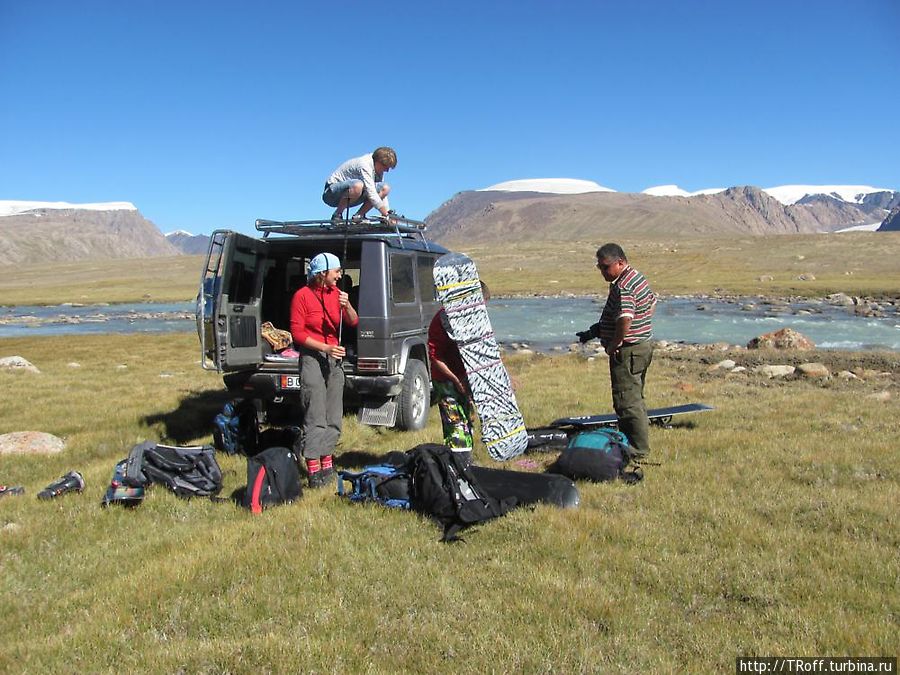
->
xmin=254 ymin=216 xmax=427 ymax=237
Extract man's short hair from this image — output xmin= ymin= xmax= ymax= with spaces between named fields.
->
xmin=373 ymin=146 xmax=397 ymax=169
xmin=596 ymin=243 xmax=627 ymax=263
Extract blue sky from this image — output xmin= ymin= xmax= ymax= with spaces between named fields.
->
xmin=2 ymin=0 xmax=898 ymax=235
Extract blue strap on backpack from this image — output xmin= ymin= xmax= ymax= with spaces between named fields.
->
xmin=337 ymin=464 xmax=411 ymax=509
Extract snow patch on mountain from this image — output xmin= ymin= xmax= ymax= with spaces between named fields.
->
xmin=165 ymin=229 xmax=194 ymax=237
xmin=762 ymin=185 xmax=892 ymax=205
xmin=480 ymin=178 xmax=616 ymax=194
xmin=642 ymin=185 xmax=727 ymax=197
xmin=834 ymin=222 xmax=883 ymax=233
xmin=0 ymin=200 xmax=137 ymax=217
xmin=642 ymin=185 xmax=690 ymax=197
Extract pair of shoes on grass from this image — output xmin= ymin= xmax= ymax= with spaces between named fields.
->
xmin=0 ymin=485 xmax=25 ymax=498
xmin=37 ymin=471 xmax=85 ymax=499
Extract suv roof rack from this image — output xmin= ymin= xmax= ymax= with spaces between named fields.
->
xmin=255 ymin=215 xmax=427 ymax=239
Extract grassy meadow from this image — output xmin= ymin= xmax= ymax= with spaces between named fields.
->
xmin=3 ymin=231 xmax=900 ymax=306
xmin=1 ymin=331 xmax=898 ymax=672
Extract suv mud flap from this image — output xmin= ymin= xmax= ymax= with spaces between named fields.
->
xmin=358 ymin=399 xmax=398 ymax=427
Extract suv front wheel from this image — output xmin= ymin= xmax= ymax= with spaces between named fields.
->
xmin=396 ymin=359 xmax=430 ymax=431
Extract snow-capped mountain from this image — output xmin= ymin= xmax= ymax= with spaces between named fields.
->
xmin=0 ymin=200 xmax=177 ymax=265
xmin=760 ymin=185 xmax=893 ymax=206
xmin=428 ymin=179 xmax=900 ymax=242
xmin=641 ymin=185 xmax=726 ymax=197
xmin=478 ymin=180 xmax=897 ymax=208
xmin=479 ymin=178 xmax=615 ymax=194
xmin=0 ymin=200 xmax=137 ymax=217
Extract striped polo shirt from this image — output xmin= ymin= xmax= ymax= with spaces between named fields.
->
xmin=598 ymin=265 xmax=657 ymax=345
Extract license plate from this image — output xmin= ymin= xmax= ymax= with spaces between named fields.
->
xmin=280 ymin=375 xmax=301 ymax=390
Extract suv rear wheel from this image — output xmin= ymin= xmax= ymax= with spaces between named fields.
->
xmin=396 ymin=359 xmax=429 ymax=431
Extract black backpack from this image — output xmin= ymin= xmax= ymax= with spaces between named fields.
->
xmin=124 ymin=442 xmax=223 ymax=498
xmin=548 ymin=428 xmax=640 ymax=483
xmin=243 ymin=446 xmax=302 ymax=514
xmin=407 ymin=444 xmax=516 ymax=542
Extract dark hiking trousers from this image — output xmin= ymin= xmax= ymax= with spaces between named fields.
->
xmin=299 ymin=350 xmax=345 ymax=459
xmin=609 ymin=340 xmax=654 ymax=458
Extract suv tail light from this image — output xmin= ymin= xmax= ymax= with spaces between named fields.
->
xmin=357 ymin=357 xmax=388 ymax=373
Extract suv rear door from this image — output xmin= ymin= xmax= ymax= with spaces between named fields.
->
xmin=200 ymin=230 xmax=268 ymax=371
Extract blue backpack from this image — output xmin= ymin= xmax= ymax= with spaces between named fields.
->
xmin=550 ymin=428 xmax=636 ymax=482
xmin=337 ymin=464 xmax=411 ymax=509
xmin=213 ymin=399 xmax=257 ymax=455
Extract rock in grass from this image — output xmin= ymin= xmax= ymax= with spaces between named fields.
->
xmin=797 ymin=362 xmax=830 ymax=378
xmin=866 ymin=391 xmax=891 ymax=402
xmin=746 ymin=328 xmax=815 ymax=350
xmin=0 ymin=356 xmax=40 ymax=374
xmin=0 ymin=431 xmax=65 ymax=455
xmin=754 ymin=365 xmax=796 ymax=378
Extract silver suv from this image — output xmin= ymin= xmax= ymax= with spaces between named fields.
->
xmin=197 ymin=217 xmax=449 ymax=431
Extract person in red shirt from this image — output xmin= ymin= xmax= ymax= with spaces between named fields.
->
xmin=290 ymin=252 xmax=359 ymax=488
xmin=427 ymin=281 xmax=490 ymax=465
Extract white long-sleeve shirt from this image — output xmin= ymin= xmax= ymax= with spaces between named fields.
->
xmin=325 ymin=154 xmax=387 ymax=212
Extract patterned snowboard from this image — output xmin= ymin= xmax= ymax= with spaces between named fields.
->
xmin=433 ymin=252 xmax=528 ymax=461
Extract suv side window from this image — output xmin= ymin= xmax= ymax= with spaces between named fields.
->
xmin=390 ymin=253 xmax=416 ymax=304
xmin=417 ymin=255 xmax=437 ymax=302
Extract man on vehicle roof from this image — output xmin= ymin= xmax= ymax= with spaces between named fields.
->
xmin=322 ymin=147 xmax=397 ymax=222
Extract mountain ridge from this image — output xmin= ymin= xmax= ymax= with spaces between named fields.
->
xmin=0 ymin=205 xmax=179 ymax=265
xmin=424 ymin=183 xmax=899 ymax=244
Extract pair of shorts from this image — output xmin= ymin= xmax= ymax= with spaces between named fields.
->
xmin=322 ymin=180 xmax=385 ymax=208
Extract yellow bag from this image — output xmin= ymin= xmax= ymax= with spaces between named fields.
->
xmin=261 ymin=322 xmax=293 ymax=351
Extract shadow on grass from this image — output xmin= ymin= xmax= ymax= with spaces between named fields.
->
xmin=143 ymin=389 xmax=233 ymax=444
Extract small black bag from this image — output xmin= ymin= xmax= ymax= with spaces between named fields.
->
xmin=407 ymin=443 xmax=516 ymax=542
xmin=243 ymin=446 xmax=302 ymax=513
xmin=124 ymin=442 xmax=223 ymax=498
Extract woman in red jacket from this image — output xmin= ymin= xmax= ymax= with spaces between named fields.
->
xmin=290 ymin=252 xmax=359 ymax=488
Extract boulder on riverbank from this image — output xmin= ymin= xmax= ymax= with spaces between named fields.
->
xmin=747 ymin=328 xmax=815 ymax=350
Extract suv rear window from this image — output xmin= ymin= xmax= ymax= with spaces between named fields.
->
xmin=227 ymin=249 xmax=259 ymax=304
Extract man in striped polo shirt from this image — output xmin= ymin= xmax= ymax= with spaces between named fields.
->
xmin=577 ymin=243 xmax=657 ymax=459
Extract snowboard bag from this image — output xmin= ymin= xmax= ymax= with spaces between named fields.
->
xmin=469 ymin=465 xmax=580 ymax=509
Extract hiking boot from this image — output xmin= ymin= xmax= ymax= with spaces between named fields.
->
xmin=37 ymin=471 xmax=85 ymax=500
xmin=330 ymin=212 xmax=344 ymax=224
xmin=307 ymin=471 xmax=330 ymax=490
xmin=0 ymin=485 xmax=25 ymax=498
xmin=350 ymin=213 xmax=364 ymax=223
